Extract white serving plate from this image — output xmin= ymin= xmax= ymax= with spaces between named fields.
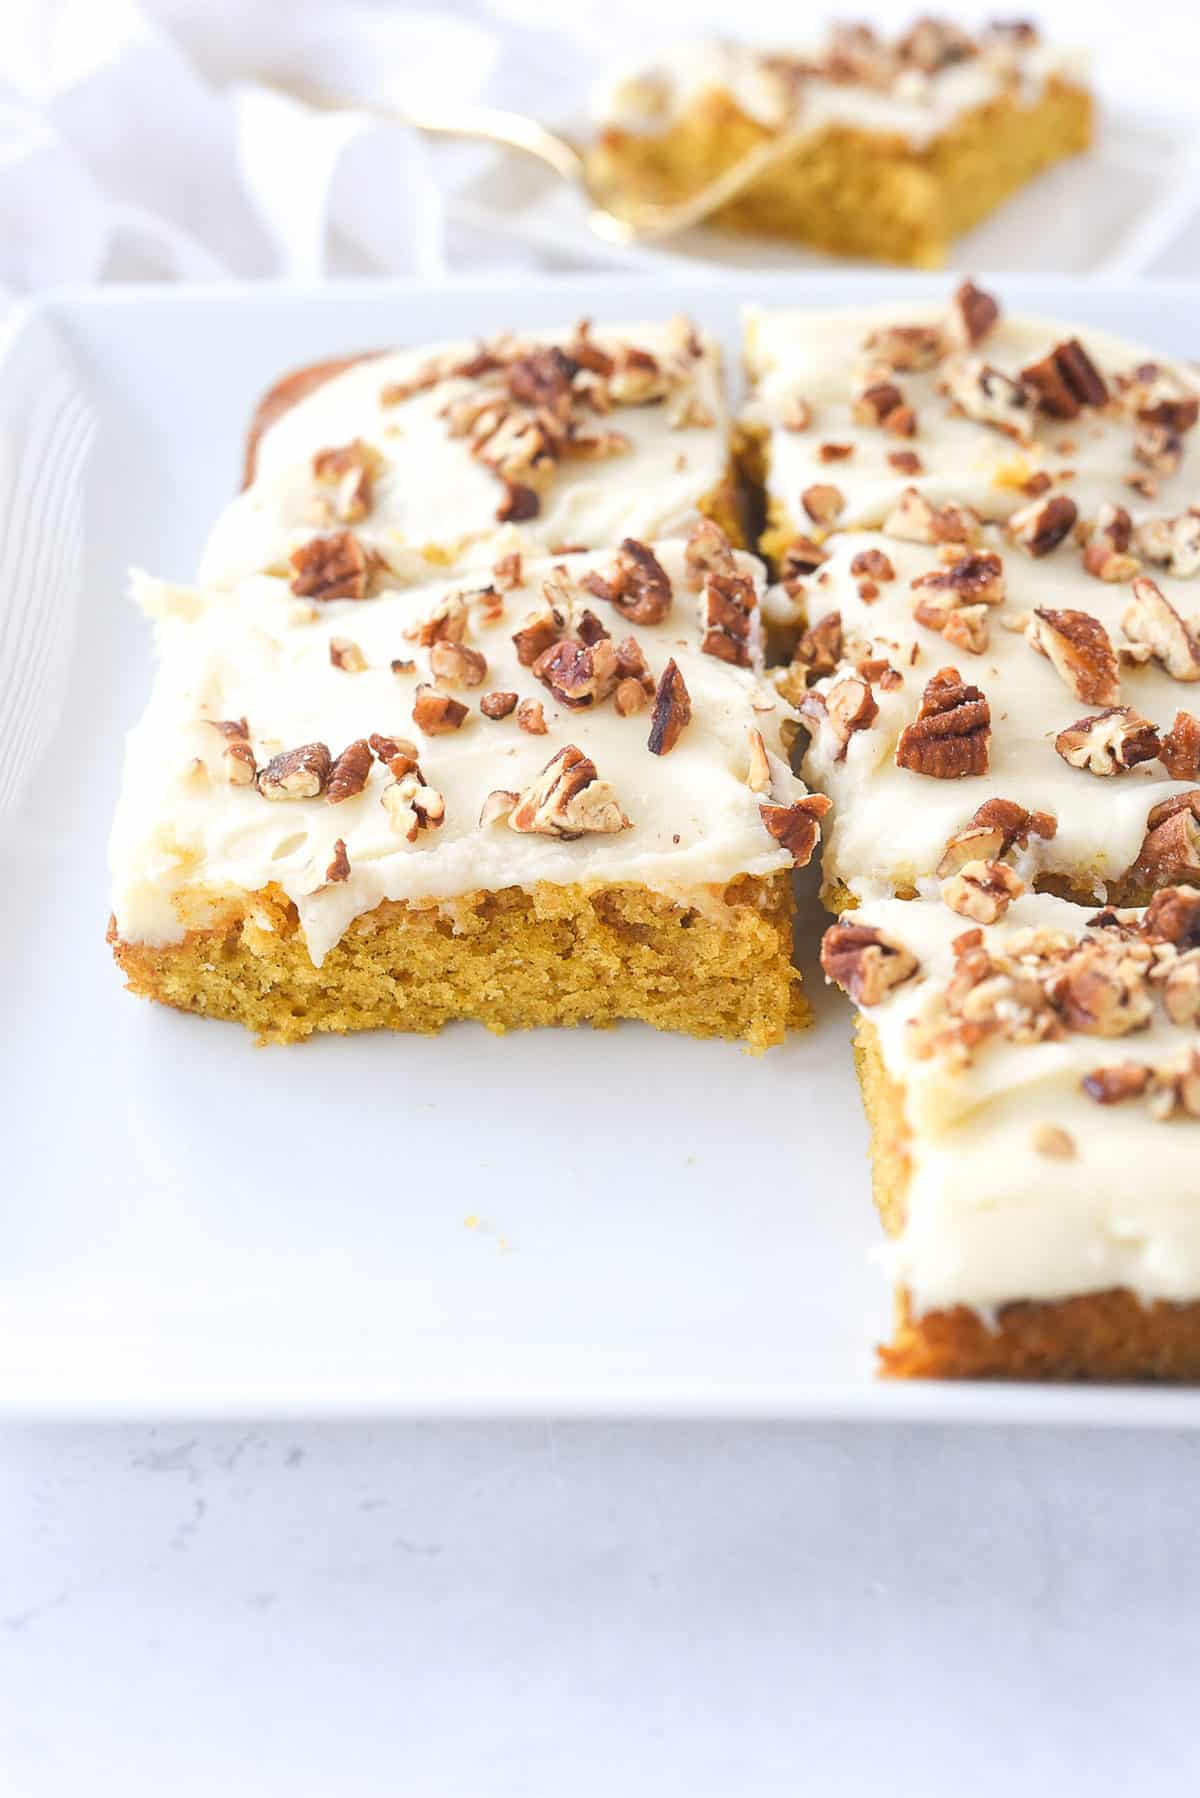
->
xmin=4 ymin=271 xmax=1200 ymax=1426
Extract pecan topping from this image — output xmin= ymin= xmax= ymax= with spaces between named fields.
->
xmin=759 ymin=794 xmax=831 ymax=868
xmin=492 ymin=549 xmax=524 ymax=591
xmin=1142 ymin=885 xmax=1200 ymax=950
xmin=941 ymin=858 xmax=1025 ymax=924
xmin=825 ymin=672 xmax=878 ymax=759
xmin=1161 ymin=712 xmax=1200 ymax=780
xmin=516 ymin=698 xmax=547 ymax=734
xmin=935 ymin=798 xmax=1057 ymax=876
xmin=1082 ymin=503 xmax=1140 ymax=582
xmin=324 ymin=838 xmax=351 ymax=883
xmin=683 ymin=517 xmax=737 ymax=588
xmin=883 ymin=486 xmax=978 ymax=546
xmin=412 ymin=592 xmax=470 ymax=647
xmin=583 ymin=538 xmax=673 ymax=626
xmin=887 ymin=450 xmax=924 ymax=475
xmin=382 ymin=771 xmax=445 ymax=842
xmin=222 ymin=740 xmax=256 ymax=786
xmin=745 ymin=727 xmax=771 ymax=794
xmin=1055 ymin=707 xmax=1160 ymax=776
xmin=942 ymin=605 xmax=990 ymax=656
xmin=851 ymin=381 xmax=910 ymax=431
xmin=311 ymin=439 xmax=383 ymax=523
xmin=368 ymin=733 xmax=419 ymax=769
xmin=944 ymin=358 xmax=1031 ymax=438
xmin=820 ymin=921 xmax=920 ymax=1006
xmin=412 ymin=684 xmax=469 ymax=734
xmin=1136 ymin=513 xmax=1200 ymax=579
xmin=850 ymin=548 xmax=896 ymax=584
xmin=289 ymin=532 xmax=371 ymax=602
xmin=947 ymin=280 xmax=1000 ymax=349
xmin=1135 ymin=421 xmax=1184 ymax=477
xmin=1122 ymin=576 xmax=1200 ymax=681
xmin=911 ymin=548 xmax=1006 ymax=607
xmin=647 ymin=659 xmax=691 ymax=756
xmin=1032 ymin=1123 xmax=1075 ymax=1159
xmin=819 ymin=441 xmax=855 ymax=462
xmin=497 ymin=482 xmax=540 ymax=523
xmin=700 ymin=570 xmax=756 ymax=667
xmin=615 ymin=678 xmax=649 ymax=716
xmin=1164 ymin=957 xmax=1200 ymax=1027
xmin=800 ymin=484 xmax=845 ymax=526
xmin=792 ymin=610 xmax=843 ymax=681
xmin=480 ymin=690 xmax=518 ymax=720
xmin=1021 ymin=338 xmax=1109 ymax=417
xmin=781 ymin=395 xmax=812 ymax=431
xmin=1008 ymin=493 xmax=1078 ymax=557
xmin=257 ymin=742 xmax=332 ymax=800
xmin=505 ymin=745 xmax=629 ymax=838
xmin=1050 ymin=940 xmax=1155 ymax=1037
xmin=779 ymin=535 xmax=828 ymax=580
xmin=895 ymin=667 xmax=991 ymax=778
xmin=328 ymin=636 xmax=367 ymax=674
xmin=1026 ymin=608 xmax=1120 ymax=705
xmin=1082 ymin=1062 xmax=1150 ymax=1105
xmin=533 ymin=635 xmax=620 ymax=708
xmin=862 ymin=323 xmax=944 ymax=371
xmin=1135 ymin=792 xmax=1200 ymax=884
xmin=325 ymin=739 xmax=373 ymax=804
xmin=429 ymin=638 xmax=487 ymax=688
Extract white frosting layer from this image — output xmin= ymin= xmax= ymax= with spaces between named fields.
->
xmin=594 ymin=35 xmax=1083 ymax=149
xmin=801 ymin=528 xmax=1199 ymax=899
xmin=199 ymin=322 xmax=729 ymax=590
xmin=744 ymin=304 xmax=1200 ymax=531
xmin=111 ymin=542 xmax=806 ymax=966
xmin=856 ymin=892 xmax=1200 ymax=1313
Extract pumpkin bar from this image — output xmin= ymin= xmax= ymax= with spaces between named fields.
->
xmin=199 ymin=318 xmax=739 ymax=593
xmin=785 ymin=508 xmax=1200 ymax=911
xmin=590 ymin=23 xmax=1090 ymax=269
xmin=821 ymin=886 xmax=1200 ymax=1379
xmin=109 ymin=527 xmax=826 ymax=1048
xmin=741 ymin=279 xmax=1200 ymax=604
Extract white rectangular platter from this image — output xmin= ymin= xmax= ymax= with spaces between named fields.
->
xmin=5 ymin=271 xmax=1200 ymax=1425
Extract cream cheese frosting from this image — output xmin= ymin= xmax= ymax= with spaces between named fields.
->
xmin=111 ymin=540 xmax=811 ymax=966
xmin=839 ymin=891 xmax=1200 ymax=1314
xmin=797 ymin=526 xmax=1200 ymax=901
xmin=594 ymin=30 xmax=1083 ymax=150
xmin=744 ymin=301 xmax=1200 ymax=537
xmin=199 ymin=320 xmax=730 ymax=591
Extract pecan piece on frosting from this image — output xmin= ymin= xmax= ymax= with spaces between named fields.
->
xmin=1026 ymin=608 xmax=1121 ymax=705
xmin=324 ymin=838 xmax=351 ymax=884
xmin=947 ymin=280 xmax=1000 ymax=350
xmin=328 ymin=636 xmax=367 ymax=674
xmin=516 ymin=698 xmax=547 ymax=735
xmin=1122 ymin=576 xmax=1200 ymax=682
xmin=430 ymin=639 xmax=488 ymax=687
xmin=502 ymin=744 xmax=629 ymax=838
xmin=1021 ymin=338 xmax=1109 ymax=418
xmin=325 ymin=738 xmax=373 ymax=805
xmin=311 ymin=439 xmax=383 ymax=524
xmin=647 ymin=659 xmax=691 ymax=756
xmin=912 ymin=548 xmax=1006 ymax=607
xmin=895 ymin=667 xmax=991 ymax=778
xmin=1136 ymin=512 xmax=1200 ymax=579
xmin=941 ymin=857 xmax=1025 ymax=924
xmin=792 ymin=610 xmax=843 ymax=682
xmin=382 ymin=771 xmax=445 ymax=842
xmin=759 ymin=793 xmax=831 ymax=868
xmin=480 ymin=689 xmax=518 ymax=720
xmin=289 ymin=531 xmax=372 ymax=602
xmin=683 ymin=517 xmax=736 ymax=589
xmin=1008 ymin=493 xmax=1078 ymax=558
xmin=824 ymin=671 xmax=879 ymax=759
xmin=412 ymin=683 xmax=469 ymax=734
xmin=221 ymin=739 xmax=256 ymax=786
xmin=1160 ymin=711 xmax=1200 ymax=780
xmin=883 ymin=486 xmax=978 ymax=546
xmin=257 ymin=741 xmax=332 ymax=800
xmin=1141 ymin=884 xmax=1200 ymax=950
xmin=944 ymin=359 xmax=1031 ymax=439
xmin=1082 ymin=1062 xmax=1151 ymax=1106
xmin=1054 ymin=707 xmax=1161 ymax=777
xmin=533 ymin=635 xmax=619 ymax=708
xmin=1134 ymin=792 xmax=1200 ymax=885
xmin=1051 ymin=943 xmax=1155 ymax=1038
xmin=583 ymin=538 xmax=673 ymax=626
xmin=862 ymin=323 xmax=944 ymax=372
xmin=511 ymin=602 xmax=563 ymax=667
xmin=1082 ymin=503 xmax=1140 ymax=583
xmin=820 ymin=920 xmax=920 ymax=1006
xmin=800 ymin=484 xmax=845 ymax=527
xmin=700 ymin=569 xmax=756 ymax=666
xmin=779 ymin=535 xmax=828 ymax=580
xmin=936 ymin=797 xmax=1057 ymax=877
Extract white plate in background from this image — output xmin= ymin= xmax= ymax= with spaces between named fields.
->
xmin=4 ymin=271 xmax=1200 ymax=1425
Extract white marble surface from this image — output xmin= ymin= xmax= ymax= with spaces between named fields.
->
xmin=3 ymin=1422 xmax=1200 ymax=1791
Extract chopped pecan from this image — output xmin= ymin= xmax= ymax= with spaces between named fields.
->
xmin=430 ymin=639 xmax=487 ymax=687
xmin=324 ymin=838 xmax=351 ymax=883
xmin=289 ymin=531 xmax=371 ymax=602
xmin=895 ymin=667 xmax=991 ymax=778
xmin=911 ymin=549 xmax=1006 ymax=606
xmin=779 ymin=535 xmax=828 ymax=580
xmin=506 ymin=345 xmax=576 ymax=413
xmin=497 ymin=481 xmax=540 ymax=523
xmin=850 ymin=548 xmax=896 ymax=584
xmin=850 ymin=381 xmax=908 ymax=430
xmin=575 ymin=609 xmax=610 ymax=646
xmin=780 ymin=395 xmax=812 ymax=431
xmin=1135 ymin=792 xmax=1200 ymax=884
xmin=1026 ymin=608 xmax=1120 ymax=705
xmin=1032 ymin=1123 xmax=1075 ymax=1158
xmin=647 ymin=659 xmax=691 ymax=756
xmin=793 ymin=610 xmax=843 ymax=681
xmin=382 ymin=771 xmax=445 ymax=841
xmin=480 ymin=690 xmax=518 ymax=720
xmin=206 ymin=717 xmax=249 ymax=740
xmin=1142 ymin=885 xmax=1200 ymax=950
xmin=944 ymin=358 xmax=1031 ymax=438
xmin=819 ymin=441 xmax=855 ymax=463
xmin=506 ymin=744 xmax=629 ymax=838
xmin=412 ymin=684 xmax=469 ymax=734
xmin=492 ymin=549 xmax=524 ymax=591
xmin=1021 ymin=338 xmax=1109 ymax=417
xmin=862 ymin=323 xmax=944 ymax=371
xmin=1149 ymin=1050 xmax=1200 ymax=1119
xmin=1163 ymin=955 xmax=1200 ymax=1026
xmin=325 ymin=739 xmax=373 ymax=804
xmin=936 ymin=798 xmax=1057 ymax=876
xmin=887 ymin=450 xmax=924 ymax=475
xmin=941 ymin=857 xmax=1025 ymax=924
xmin=801 ymin=484 xmax=845 ymax=526
xmin=1136 ymin=513 xmax=1200 ymax=579
xmin=883 ymin=486 xmax=978 ymax=546
xmin=516 ymin=698 xmax=547 ymax=734
xmin=615 ymin=678 xmax=649 ymax=716
xmin=1160 ymin=711 xmax=1200 ymax=780
xmin=746 ymin=727 xmax=771 ymax=794
xmin=1051 ymin=941 xmax=1155 ymax=1037
xmin=1135 ymin=421 xmax=1184 ymax=477
xmin=1082 ymin=503 xmax=1140 ymax=582
xmin=329 ymin=636 xmax=367 ymax=673
xmin=584 ymin=538 xmax=673 ymax=626
xmin=1055 ymin=706 xmax=1160 ymax=776
xmin=479 ymin=789 xmax=518 ymax=828
xmin=368 ymin=733 xmax=419 ymax=769
xmin=683 ymin=517 xmax=736 ymax=588
xmin=947 ymin=280 xmax=1000 ymax=349
xmin=1119 ymin=362 xmax=1200 ymax=434
xmin=533 ymin=635 xmax=619 ymax=708
xmin=1008 ymin=493 xmax=1078 ymax=557
xmin=820 ymin=920 xmax=920 ymax=1006
xmin=257 ymin=741 xmax=332 ymax=800
xmin=759 ymin=794 xmax=831 ymax=868
xmin=825 ymin=672 xmax=879 ymax=759
xmin=511 ymin=604 xmax=563 ymax=666
xmin=1082 ymin=1062 xmax=1150 ymax=1105
xmin=943 ymin=605 xmax=990 ymax=655
xmin=1122 ymin=576 xmax=1200 ymax=681
xmin=311 ymin=439 xmax=383 ymax=523
xmin=222 ymin=740 xmax=257 ymax=786
xmin=700 ymin=570 xmax=756 ymax=666
xmin=412 ymin=592 xmax=469 ymax=646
